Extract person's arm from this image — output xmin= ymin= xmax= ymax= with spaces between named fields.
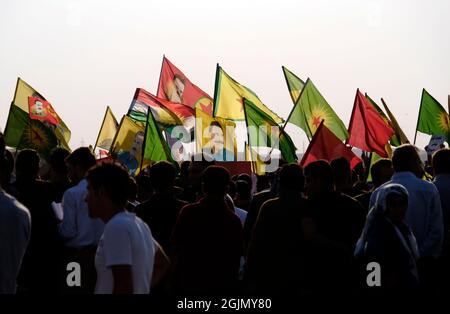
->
xmin=422 ymin=186 xmax=444 ymax=257
xmin=111 ymin=265 xmax=133 ymax=294
xmin=151 ymin=240 xmax=171 ymax=288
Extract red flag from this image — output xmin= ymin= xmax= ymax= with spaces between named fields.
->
xmin=347 ymin=89 xmax=394 ymax=157
xmin=157 ymin=56 xmax=213 ymax=115
xmin=28 ymin=96 xmax=60 ymax=125
xmin=300 ymin=121 xmax=362 ymax=169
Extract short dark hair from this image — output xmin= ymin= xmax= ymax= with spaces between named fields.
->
xmin=149 ymin=161 xmax=176 ymax=191
xmin=202 ymin=166 xmax=230 ymax=195
xmin=279 ymin=163 xmax=304 ymax=192
xmin=49 ymin=147 xmax=70 ymax=173
xmin=304 ymin=160 xmax=334 ymax=190
xmin=331 ymin=157 xmax=351 ymax=178
xmin=16 ymin=149 xmax=40 ymax=179
xmin=433 ymin=148 xmax=450 ymax=175
xmin=392 ymin=144 xmax=421 ymax=172
xmin=86 ymin=163 xmax=131 ymax=207
xmin=236 ymin=180 xmax=251 ymax=199
xmin=65 ymin=147 xmax=96 ymax=171
xmin=371 ymin=158 xmax=393 ymax=182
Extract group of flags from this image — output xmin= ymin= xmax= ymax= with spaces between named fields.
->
xmin=2 ymin=58 xmax=449 ymax=178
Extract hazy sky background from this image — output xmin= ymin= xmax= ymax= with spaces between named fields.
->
xmin=1 ymin=0 xmax=449 ymax=152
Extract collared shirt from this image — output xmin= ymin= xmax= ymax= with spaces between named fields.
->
xmin=59 ymin=179 xmax=104 ymax=249
xmin=370 ymin=171 xmax=443 ymax=257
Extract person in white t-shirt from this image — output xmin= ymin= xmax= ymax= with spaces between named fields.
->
xmin=85 ymin=162 xmax=168 ymax=294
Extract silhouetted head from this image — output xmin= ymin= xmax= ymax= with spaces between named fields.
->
xmin=65 ymin=147 xmax=96 ymax=183
xmin=304 ymin=160 xmax=334 ymax=197
xmin=331 ymin=157 xmax=352 ymax=192
xmin=371 ymin=158 xmax=393 ymax=188
xmin=279 ymin=163 xmax=304 ymax=193
xmin=188 ymin=153 xmax=215 ymax=189
xmin=202 ymin=166 xmax=230 ymax=197
xmin=85 ymin=162 xmax=131 ymax=221
xmin=149 ymin=161 xmax=176 ymax=193
xmin=392 ymin=144 xmax=424 ymax=178
xmin=235 ymin=180 xmax=251 ymax=201
xmin=432 ymin=148 xmax=450 ymax=176
xmin=48 ymin=147 xmax=70 ymax=182
xmin=16 ymin=149 xmax=40 ymax=181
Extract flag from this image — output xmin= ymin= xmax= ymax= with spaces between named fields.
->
xmin=28 ymin=97 xmax=60 ymax=125
xmin=157 ymin=56 xmax=213 ymax=115
xmin=128 ymin=88 xmax=195 ymax=129
xmin=282 ymin=66 xmax=305 ymax=104
xmin=381 ymin=98 xmax=410 ymax=146
xmin=347 ymin=89 xmax=394 ymax=157
xmin=110 ymin=115 xmax=145 ymax=175
xmin=3 ymin=78 xmax=71 ymax=158
xmin=287 ymin=78 xmax=348 ymax=141
xmin=213 ymin=65 xmax=283 ymax=123
xmin=300 ymin=121 xmax=361 ymax=169
xmin=142 ymin=109 xmax=174 ymax=169
xmin=94 ymin=106 xmax=119 ymax=151
xmin=416 ymin=89 xmax=449 ymax=142
xmin=244 ymin=98 xmax=297 ymax=164
xmin=195 ymin=105 xmax=236 ymax=161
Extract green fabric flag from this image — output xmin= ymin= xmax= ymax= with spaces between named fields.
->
xmin=243 ymin=98 xmax=297 ymax=163
xmin=287 ymin=78 xmax=348 ymax=141
xmin=142 ymin=109 xmax=175 ymax=168
xmin=417 ymin=89 xmax=449 ymax=142
xmin=365 ymin=94 xmax=403 ymax=147
xmin=282 ymin=66 xmax=305 ymax=104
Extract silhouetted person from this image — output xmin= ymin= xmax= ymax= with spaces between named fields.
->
xmin=355 ymin=183 xmax=420 ymax=290
xmin=245 ymin=164 xmax=309 ymax=296
xmin=302 ymin=160 xmax=365 ymax=293
xmin=177 ymin=154 xmax=214 ymax=203
xmin=48 ymin=147 xmax=72 ymax=203
xmin=170 ymin=166 xmax=243 ymax=295
xmin=59 ymin=147 xmax=104 ymax=293
xmin=432 ymin=148 xmax=450 ymax=245
xmin=233 ymin=180 xmax=252 ymax=212
xmin=11 ymin=149 xmax=62 ymax=293
xmin=0 ymin=133 xmax=31 ymax=293
xmin=331 ymin=157 xmax=362 ymax=197
xmin=136 ymin=161 xmax=187 ymax=252
xmin=370 ymin=144 xmax=443 ymax=290
xmin=356 ymin=158 xmax=393 ymax=213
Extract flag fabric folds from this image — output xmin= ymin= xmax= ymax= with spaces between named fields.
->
xmin=347 ymin=89 xmax=394 ymax=157
xmin=416 ymin=89 xmax=449 ymax=142
xmin=157 ymin=56 xmax=213 ymax=115
xmin=287 ymin=78 xmax=348 ymax=141
xmin=300 ymin=121 xmax=361 ymax=169
xmin=244 ymin=98 xmax=297 ymax=164
xmin=3 ymin=78 xmax=71 ymax=159
xmin=381 ymin=98 xmax=410 ymax=146
xmin=94 ymin=106 xmax=119 ymax=151
xmin=213 ymin=65 xmax=283 ymax=123
xmin=282 ymin=66 xmax=305 ymax=104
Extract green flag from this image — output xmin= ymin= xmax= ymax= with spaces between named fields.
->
xmin=287 ymin=78 xmax=348 ymax=141
xmin=416 ymin=89 xmax=449 ymax=142
xmin=282 ymin=66 xmax=305 ymax=104
xmin=141 ymin=109 xmax=174 ymax=169
xmin=243 ymin=98 xmax=297 ymax=163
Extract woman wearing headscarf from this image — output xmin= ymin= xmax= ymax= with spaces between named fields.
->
xmin=354 ymin=183 xmax=420 ymax=290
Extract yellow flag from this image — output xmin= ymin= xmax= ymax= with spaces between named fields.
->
xmin=245 ymin=143 xmax=266 ymax=175
xmin=111 ymin=115 xmax=145 ymax=175
xmin=213 ymin=66 xmax=283 ymax=123
xmin=95 ymin=106 xmax=119 ymax=150
xmin=195 ymin=106 xmax=236 ymax=161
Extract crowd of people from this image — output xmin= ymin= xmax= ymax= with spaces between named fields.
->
xmin=1 ymin=129 xmax=450 ymax=298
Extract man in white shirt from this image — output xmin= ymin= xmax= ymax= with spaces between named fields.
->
xmin=85 ymin=162 xmax=158 ymax=294
xmin=59 ymin=147 xmax=104 ymax=293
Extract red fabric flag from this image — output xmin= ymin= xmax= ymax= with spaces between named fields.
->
xmin=347 ymin=89 xmax=394 ymax=157
xmin=157 ymin=56 xmax=213 ymax=115
xmin=28 ymin=96 xmax=60 ymax=125
xmin=300 ymin=121 xmax=362 ymax=169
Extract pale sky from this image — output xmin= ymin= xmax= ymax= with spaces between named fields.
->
xmin=1 ymin=0 xmax=449 ymax=152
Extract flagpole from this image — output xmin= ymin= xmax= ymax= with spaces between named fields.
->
xmin=346 ymin=89 xmax=359 ymax=146
xmin=242 ymin=98 xmax=256 ymax=174
xmin=3 ymin=78 xmax=21 ymax=141
xmin=156 ymin=55 xmax=165 ymax=97
xmin=139 ymin=110 xmax=150 ymax=174
xmin=413 ymin=89 xmax=425 ymax=145
xmin=281 ymin=66 xmax=305 ymax=106
xmin=212 ymin=63 xmax=220 ymax=118
xmin=93 ymin=106 xmax=109 ymax=152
